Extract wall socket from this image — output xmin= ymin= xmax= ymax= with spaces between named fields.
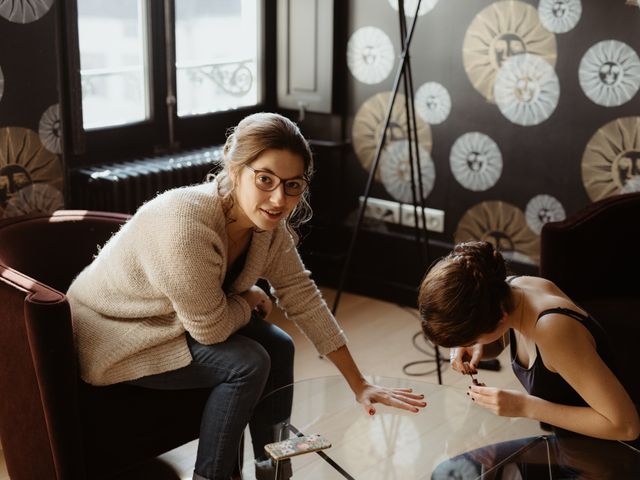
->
xmin=359 ymin=196 xmax=445 ymax=233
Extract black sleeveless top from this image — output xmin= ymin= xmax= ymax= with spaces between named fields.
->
xmin=507 ymin=278 xmax=617 ymax=407
xmin=222 ymin=250 xmax=248 ymax=293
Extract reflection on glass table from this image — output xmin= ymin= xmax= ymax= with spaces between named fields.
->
xmin=239 ymin=376 xmax=550 ymax=479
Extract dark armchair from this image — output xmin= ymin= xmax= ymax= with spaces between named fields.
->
xmin=0 ymin=210 xmax=210 ymax=479
xmin=540 ymin=192 xmax=640 ymax=405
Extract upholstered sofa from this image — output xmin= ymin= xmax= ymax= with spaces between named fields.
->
xmin=0 ymin=210 xmax=212 ymax=479
xmin=540 ymin=192 xmax=640 ymax=405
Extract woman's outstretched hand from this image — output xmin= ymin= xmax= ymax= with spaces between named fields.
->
xmin=324 ymin=346 xmax=427 ymax=416
xmin=467 ymin=384 xmax=529 ymax=418
xmin=355 ymin=383 xmax=427 ymax=416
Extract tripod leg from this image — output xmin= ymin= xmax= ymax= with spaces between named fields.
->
xmin=398 ymin=1 xmax=440 ymax=385
xmin=331 ymin=0 xmax=425 ymax=317
xmin=434 ymin=344 xmax=443 ymax=385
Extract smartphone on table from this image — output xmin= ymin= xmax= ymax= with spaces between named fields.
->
xmin=264 ymin=434 xmax=331 ymax=461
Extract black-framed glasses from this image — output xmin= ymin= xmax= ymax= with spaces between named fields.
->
xmin=243 ymin=164 xmax=309 ymax=196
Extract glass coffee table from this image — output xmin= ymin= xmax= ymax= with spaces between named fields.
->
xmin=236 ymin=376 xmax=639 ymax=478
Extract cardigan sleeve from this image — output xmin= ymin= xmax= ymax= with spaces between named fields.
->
xmin=136 ymin=191 xmax=252 ymax=344
xmin=263 ymin=227 xmax=347 ymax=355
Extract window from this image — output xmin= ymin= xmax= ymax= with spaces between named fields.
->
xmin=77 ymin=0 xmax=150 ymax=129
xmin=175 ymin=0 xmax=260 ymax=116
xmin=66 ymin=0 xmax=273 ymax=166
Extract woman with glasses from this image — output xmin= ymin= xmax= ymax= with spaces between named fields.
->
xmin=67 ymin=112 xmax=426 ymax=480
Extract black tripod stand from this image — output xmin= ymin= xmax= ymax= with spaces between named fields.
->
xmin=331 ymin=0 xmax=444 ymax=384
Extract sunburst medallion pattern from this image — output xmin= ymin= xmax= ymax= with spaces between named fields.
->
xmin=525 ymin=194 xmax=566 ymax=235
xmin=463 ymin=0 xmax=557 ymax=102
xmin=579 ymin=40 xmax=640 ymax=107
xmin=0 ymin=0 xmax=54 ymax=24
xmin=455 ymin=201 xmax=539 ymax=264
xmin=450 ymin=132 xmax=502 ymax=191
xmin=347 ymin=26 xmax=395 ymax=85
xmin=415 ymin=82 xmax=452 ymax=125
xmin=387 ymin=0 xmax=439 ymax=17
xmin=0 ymin=127 xmax=63 ymax=217
xmin=352 ymin=92 xmax=432 ymax=181
xmin=538 ymin=0 xmax=582 ymax=34
xmin=380 ymin=140 xmax=436 ymax=203
xmin=494 ymin=53 xmax=560 ymax=126
xmin=582 ymin=117 xmax=640 ymax=201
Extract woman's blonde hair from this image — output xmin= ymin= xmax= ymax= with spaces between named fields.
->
xmin=210 ymin=112 xmax=314 ymax=236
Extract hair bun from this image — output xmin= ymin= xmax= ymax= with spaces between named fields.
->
xmin=451 ymin=241 xmax=506 ymax=287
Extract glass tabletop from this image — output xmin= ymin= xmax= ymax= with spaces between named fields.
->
xmin=238 ymin=375 xmax=638 ymax=479
xmin=455 ymin=433 xmax=640 ymax=480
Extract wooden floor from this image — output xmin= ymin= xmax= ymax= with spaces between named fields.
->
xmin=0 ymin=287 xmax=534 ymax=479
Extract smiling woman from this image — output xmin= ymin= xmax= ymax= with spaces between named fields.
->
xmin=66 ymin=112 xmax=427 ymax=480
xmin=214 ymin=114 xmax=315 ymax=245
xmin=231 ymin=150 xmax=307 ymax=232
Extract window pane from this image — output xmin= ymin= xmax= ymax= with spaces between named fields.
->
xmin=77 ymin=0 xmax=150 ymax=130
xmin=175 ymin=0 xmax=261 ymax=117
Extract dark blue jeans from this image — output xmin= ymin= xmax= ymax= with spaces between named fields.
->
xmin=128 ymin=314 xmax=295 ymax=480
xmin=431 ymin=433 xmax=640 ymax=479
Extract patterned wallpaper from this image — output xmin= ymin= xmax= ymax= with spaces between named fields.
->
xmin=0 ymin=0 xmax=64 ymax=219
xmin=346 ymin=0 xmax=640 ymax=266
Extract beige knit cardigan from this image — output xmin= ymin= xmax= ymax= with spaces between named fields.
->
xmin=67 ymin=181 xmax=347 ymax=385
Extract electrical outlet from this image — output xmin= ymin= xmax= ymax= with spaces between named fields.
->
xmin=359 ymin=196 xmax=445 ymax=233
xmin=399 ymin=203 xmax=445 ymax=233
xmin=358 ymin=196 xmax=400 ymax=223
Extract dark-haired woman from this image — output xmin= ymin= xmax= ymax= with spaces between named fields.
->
xmin=418 ymin=240 xmax=638 ymax=442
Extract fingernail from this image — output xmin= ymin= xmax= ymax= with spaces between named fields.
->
xmin=471 ymin=398 xmax=475 ymax=402
xmin=466 ymin=392 xmax=469 ymax=396
xmin=368 ymin=408 xmax=375 ymax=416
xmin=413 ymin=408 xmax=419 ymax=413
xmin=420 ymin=394 xmax=424 ymax=398
xmin=468 ymin=386 xmax=471 ymax=389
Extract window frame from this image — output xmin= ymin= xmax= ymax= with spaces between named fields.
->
xmin=60 ymin=0 xmax=276 ymax=167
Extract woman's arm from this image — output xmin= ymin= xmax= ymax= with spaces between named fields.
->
xmin=264 ymin=230 xmax=427 ymax=414
xmin=325 ymin=345 xmax=427 ymax=415
xmin=262 ymin=229 xmax=347 ymax=355
xmin=528 ymin=315 xmax=639 ymax=440
xmin=470 ymin=315 xmax=640 ymax=441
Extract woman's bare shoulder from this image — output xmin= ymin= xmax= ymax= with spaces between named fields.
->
xmin=515 ymin=276 xmax=589 ymax=317
xmin=509 ymin=275 xmax=555 ymax=289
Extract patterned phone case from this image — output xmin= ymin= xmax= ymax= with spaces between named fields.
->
xmin=264 ymin=434 xmax=331 ymax=460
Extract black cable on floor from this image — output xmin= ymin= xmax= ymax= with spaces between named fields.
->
xmin=399 ymin=306 xmax=503 ymax=377
xmin=402 ymin=331 xmax=449 ymax=376
xmin=400 ymin=305 xmax=448 ymax=377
